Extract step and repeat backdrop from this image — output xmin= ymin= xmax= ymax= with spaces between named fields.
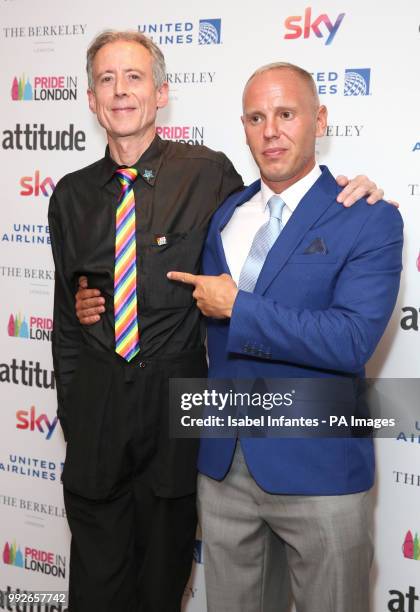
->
xmin=0 ymin=1 xmax=419 ymax=610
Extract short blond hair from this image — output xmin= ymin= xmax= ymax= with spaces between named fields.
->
xmin=243 ymin=62 xmax=319 ymax=109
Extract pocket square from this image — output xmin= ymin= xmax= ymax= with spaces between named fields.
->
xmin=304 ymin=237 xmax=328 ymax=255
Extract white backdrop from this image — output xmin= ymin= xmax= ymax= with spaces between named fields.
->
xmin=0 ymin=1 xmax=419 ymax=610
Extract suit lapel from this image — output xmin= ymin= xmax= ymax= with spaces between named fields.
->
xmin=215 ymin=180 xmax=261 ymax=274
xmin=255 ymin=167 xmax=339 ymax=294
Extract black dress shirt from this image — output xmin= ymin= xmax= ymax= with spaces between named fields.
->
xmin=48 ymin=135 xmax=243 ymax=409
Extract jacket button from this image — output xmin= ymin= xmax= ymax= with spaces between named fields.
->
xmin=139 ymin=362 xmax=146 ymax=368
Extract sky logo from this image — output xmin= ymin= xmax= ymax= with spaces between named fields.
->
xmin=284 ymin=8 xmax=345 ymax=45
xmin=20 ymin=171 xmax=55 ymax=197
xmin=16 ymin=406 xmax=58 ymax=440
xmin=344 ymin=69 xmax=371 ymax=96
xmin=198 ymin=19 xmax=221 ymax=44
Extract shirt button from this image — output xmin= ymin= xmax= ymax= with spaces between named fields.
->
xmin=139 ymin=362 xmax=146 ymax=368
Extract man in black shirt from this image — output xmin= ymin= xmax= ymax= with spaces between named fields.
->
xmin=50 ymin=29 xmax=384 ymax=612
xmin=49 ymin=30 xmax=242 ymax=612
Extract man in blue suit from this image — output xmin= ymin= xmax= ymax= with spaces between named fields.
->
xmin=168 ymin=63 xmax=403 ymax=612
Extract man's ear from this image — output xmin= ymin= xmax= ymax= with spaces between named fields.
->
xmin=316 ymin=105 xmax=328 ymax=137
xmin=87 ymin=88 xmax=97 ymax=115
xmin=156 ymin=82 xmax=169 ymax=109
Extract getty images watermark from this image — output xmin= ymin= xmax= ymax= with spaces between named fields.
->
xmin=169 ymin=378 xmax=418 ymax=439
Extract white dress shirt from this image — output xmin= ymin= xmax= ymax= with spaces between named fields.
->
xmin=222 ymin=165 xmax=322 ymax=285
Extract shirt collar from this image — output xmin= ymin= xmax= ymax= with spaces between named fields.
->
xmin=260 ymin=164 xmax=322 ymax=212
xmin=98 ymin=134 xmax=165 ymax=188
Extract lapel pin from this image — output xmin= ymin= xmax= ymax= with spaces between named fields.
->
xmin=155 ymin=235 xmax=167 ymax=246
xmin=142 ymin=169 xmax=154 ymax=181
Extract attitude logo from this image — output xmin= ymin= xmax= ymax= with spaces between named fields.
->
xmin=138 ymin=18 xmax=221 ymax=45
xmin=400 ymin=252 xmax=420 ymax=332
xmin=388 ymin=585 xmax=419 ymax=611
xmin=284 ymin=8 xmax=345 ymax=45
xmin=7 ymin=313 xmax=52 ymax=342
xmin=156 ymin=125 xmax=205 ymax=145
xmin=11 ymin=74 xmax=78 ymax=101
xmin=20 ymin=171 xmax=55 ymax=197
xmin=3 ymin=541 xmax=66 ymax=579
xmin=16 ymin=406 xmax=58 ymax=440
xmin=0 ymin=358 xmax=55 ymax=389
xmin=1 ymin=123 xmax=86 ymax=151
xmin=403 ymin=530 xmax=420 ymax=561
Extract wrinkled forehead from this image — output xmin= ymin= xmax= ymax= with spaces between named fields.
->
xmin=92 ymin=40 xmax=152 ymax=71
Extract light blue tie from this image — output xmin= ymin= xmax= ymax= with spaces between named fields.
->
xmin=238 ymin=195 xmax=286 ymax=292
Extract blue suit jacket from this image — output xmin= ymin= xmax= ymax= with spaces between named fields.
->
xmin=198 ymin=166 xmax=403 ymax=495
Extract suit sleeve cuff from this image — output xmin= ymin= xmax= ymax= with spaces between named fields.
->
xmin=227 ymin=290 xmax=273 ymax=359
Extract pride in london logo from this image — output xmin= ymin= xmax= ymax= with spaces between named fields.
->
xmin=3 ymin=541 xmax=23 ymax=567
xmin=11 ymin=74 xmax=78 ymax=101
xmin=402 ymin=530 xmax=420 ymax=560
xmin=3 ymin=540 xmax=66 ymax=578
xmin=7 ymin=313 xmax=53 ymax=341
xmin=12 ymin=76 xmax=33 ymax=101
xmin=8 ymin=313 xmax=29 ymax=339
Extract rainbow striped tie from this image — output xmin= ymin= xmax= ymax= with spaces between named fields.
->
xmin=114 ymin=167 xmax=140 ymax=361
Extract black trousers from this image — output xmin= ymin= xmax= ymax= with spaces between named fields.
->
xmin=60 ymin=346 xmax=207 ymax=612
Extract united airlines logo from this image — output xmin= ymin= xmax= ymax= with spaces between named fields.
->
xmin=311 ymin=68 xmax=371 ymax=97
xmin=198 ymin=19 xmax=221 ymax=44
xmin=344 ymin=69 xmax=371 ymax=96
xmin=138 ymin=18 xmax=221 ymax=45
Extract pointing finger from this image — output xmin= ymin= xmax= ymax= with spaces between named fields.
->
xmin=167 ymin=271 xmax=199 ymax=285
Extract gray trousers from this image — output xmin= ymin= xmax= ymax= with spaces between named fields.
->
xmin=197 ymin=443 xmax=373 ymax=612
